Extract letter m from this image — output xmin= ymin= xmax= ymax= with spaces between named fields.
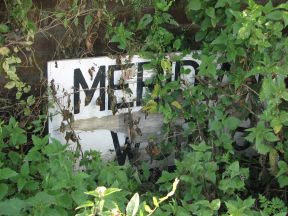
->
xmin=74 ymin=66 xmax=105 ymax=114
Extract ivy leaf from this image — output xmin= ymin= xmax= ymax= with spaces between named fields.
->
xmin=126 ymin=193 xmax=140 ymax=216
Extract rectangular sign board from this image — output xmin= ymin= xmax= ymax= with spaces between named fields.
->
xmin=47 ymin=54 xmax=200 ymax=166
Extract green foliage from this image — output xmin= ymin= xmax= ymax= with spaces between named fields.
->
xmin=1 ymin=0 xmax=288 ymax=215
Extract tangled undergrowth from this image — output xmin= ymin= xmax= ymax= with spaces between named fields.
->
xmin=0 ymin=0 xmax=288 ymax=215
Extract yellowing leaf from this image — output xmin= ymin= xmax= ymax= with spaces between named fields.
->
xmin=152 ymin=197 xmax=159 ymax=207
xmin=0 ymin=47 xmax=10 ymax=56
xmin=271 ymin=118 xmax=282 ymax=134
xmin=171 ymin=101 xmax=182 ymax=109
xmin=144 ymin=204 xmax=153 ymax=213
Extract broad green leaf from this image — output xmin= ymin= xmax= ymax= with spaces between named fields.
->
xmin=277 ymin=175 xmax=288 ymax=188
xmin=0 ymin=183 xmax=8 ymax=200
xmin=27 ymin=191 xmax=56 ymax=207
xmin=173 ymin=38 xmax=181 ymax=50
xmin=137 ymin=14 xmax=153 ymax=30
xmin=187 ymin=0 xmax=201 ymax=11
xmin=215 ymin=0 xmax=228 ymax=8
xmin=17 ymin=177 xmax=27 ymax=192
xmin=4 ymin=81 xmax=15 ymax=89
xmin=0 ymin=168 xmax=18 ymax=180
xmin=0 ymin=198 xmax=26 ymax=216
xmin=229 ymin=161 xmax=240 ymax=178
xmin=0 ymin=24 xmax=9 ymax=33
xmin=271 ymin=118 xmax=282 ymax=134
xmin=126 ymin=193 xmax=140 ymax=216
xmin=210 ymin=199 xmax=221 ymax=211
xmin=267 ymin=11 xmax=283 ymax=20
xmin=206 ymin=7 xmax=215 ymax=19
xmin=265 ymin=132 xmax=279 ymax=142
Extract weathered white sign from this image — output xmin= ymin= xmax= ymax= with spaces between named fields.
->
xmin=47 ymin=54 xmax=200 ymax=165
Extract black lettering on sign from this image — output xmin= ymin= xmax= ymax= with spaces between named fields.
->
xmin=174 ymin=60 xmax=199 ymax=84
xmin=108 ymin=64 xmax=134 ymax=110
xmin=74 ymin=66 xmax=106 ymax=114
xmin=110 ymin=131 xmax=140 ymax=165
xmin=136 ymin=62 xmax=149 ymax=106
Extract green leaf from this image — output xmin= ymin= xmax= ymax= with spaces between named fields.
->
xmin=277 ymin=175 xmax=288 ymax=188
xmin=173 ymin=38 xmax=181 ymax=50
xmin=271 ymin=118 xmax=282 ymax=134
xmin=27 ymin=95 xmax=35 ymax=106
xmin=137 ymin=14 xmax=153 ymax=30
xmin=0 ymin=198 xmax=26 ymax=216
xmin=215 ymin=0 xmax=228 ymax=8
xmin=267 ymin=11 xmax=283 ymax=20
xmin=155 ymin=0 xmax=173 ymax=12
xmin=75 ymin=200 xmax=94 ymax=210
xmin=187 ymin=0 xmax=201 ymax=11
xmin=0 ymin=24 xmax=9 ymax=33
xmin=126 ymin=193 xmax=140 ymax=216
xmin=265 ymin=132 xmax=279 ymax=142
xmin=0 ymin=184 xmax=8 ymax=200
xmin=17 ymin=177 xmax=27 ymax=192
xmin=27 ymin=191 xmax=56 ymax=207
xmin=210 ymin=199 xmax=221 ymax=211
xmin=0 ymin=168 xmax=18 ymax=180
xmin=206 ymin=7 xmax=215 ymax=19
xmin=229 ymin=161 xmax=240 ymax=178
xmin=84 ymin=15 xmax=93 ymax=31
xmin=4 ymin=81 xmax=15 ymax=89
xmin=104 ymin=188 xmax=122 ymax=196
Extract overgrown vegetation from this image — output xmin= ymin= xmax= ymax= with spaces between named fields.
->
xmin=0 ymin=0 xmax=288 ymax=215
